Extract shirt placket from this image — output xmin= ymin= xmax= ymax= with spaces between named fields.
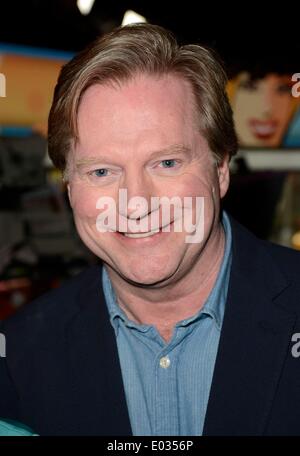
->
xmin=153 ymin=345 xmax=179 ymax=436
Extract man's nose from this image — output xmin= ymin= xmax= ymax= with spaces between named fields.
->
xmin=118 ymin=170 xmax=156 ymax=220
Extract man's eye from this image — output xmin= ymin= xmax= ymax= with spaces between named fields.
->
xmin=159 ymin=159 xmax=178 ymax=168
xmin=92 ymin=168 xmax=109 ymax=177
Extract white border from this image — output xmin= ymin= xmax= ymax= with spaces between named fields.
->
xmin=236 ymin=149 xmax=300 ymax=171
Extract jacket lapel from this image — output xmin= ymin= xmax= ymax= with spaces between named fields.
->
xmin=203 ymin=218 xmax=296 ymax=435
xmin=65 ymin=267 xmax=132 ymax=436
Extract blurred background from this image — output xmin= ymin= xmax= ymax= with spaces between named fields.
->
xmin=0 ymin=0 xmax=300 ymax=318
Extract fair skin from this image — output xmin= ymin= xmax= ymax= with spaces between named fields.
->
xmin=67 ymin=73 xmax=230 ymax=342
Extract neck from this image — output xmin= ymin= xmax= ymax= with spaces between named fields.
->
xmin=106 ymin=221 xmax=226 ymax=342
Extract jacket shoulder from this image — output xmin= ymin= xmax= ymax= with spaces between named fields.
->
xmin=229 ymin=214 xmax=300 ymax=282
xmin=262 ymin=240 xmax=300 ymax=281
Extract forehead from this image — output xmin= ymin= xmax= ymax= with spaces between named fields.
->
xmin=73 ymin=73 xmax=203 ymax=165
xmin=77 ymin=73 xmax=197 ymax=131
xmin=79 ymin=72 xmax=195 ymax=105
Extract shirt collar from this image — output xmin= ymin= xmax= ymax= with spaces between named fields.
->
xmin=173 ymin=210 xmax=232 ymax=330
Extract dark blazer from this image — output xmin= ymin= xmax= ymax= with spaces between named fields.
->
xmin=1 ymin=216 xmax=300 ymax=436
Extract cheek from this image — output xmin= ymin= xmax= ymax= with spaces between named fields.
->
xmin=70 ymin=185 xmax=101 ymax=221
xmin=166 ymin=173 xmax=217 ymax=228
xmin=278 ymin=103 xmax=293 ymax=126
xmin=169 ymin=173 xmax=217 ymax=215
xmin=178 ymin=171 xmax=216 ymax=198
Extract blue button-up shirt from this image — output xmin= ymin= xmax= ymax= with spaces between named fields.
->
xmin=102 ymin=211 xmax=232 ymax=436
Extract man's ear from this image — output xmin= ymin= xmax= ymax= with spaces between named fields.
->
xmin=63 ymin=165 xmax=73 ymax=208
xmin=217 ymin=154 xmax=230 ymax=199
xmin=67 ymin=183 xmax=73 ymax=208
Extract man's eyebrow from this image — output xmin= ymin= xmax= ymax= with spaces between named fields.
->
xmin=75 ymin=156 xmax=118 ymax=169
xmin=147 ymin=144 xmax=192 ymax=160
xmin=75 ymin=144 xmax=193 ymax=169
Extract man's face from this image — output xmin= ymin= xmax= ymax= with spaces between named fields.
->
xmin=67 ymin=73 xmax=229 ymax=286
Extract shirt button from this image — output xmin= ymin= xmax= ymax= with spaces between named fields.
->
xmin=159 ymin=356 xmax=171 ymax=369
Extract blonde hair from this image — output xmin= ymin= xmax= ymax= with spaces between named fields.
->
xmin=48 ymin=23 xmax=238 ymax=172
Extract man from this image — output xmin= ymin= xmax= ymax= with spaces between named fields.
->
xmin=0 ymin=23 xmax=300 ymax=436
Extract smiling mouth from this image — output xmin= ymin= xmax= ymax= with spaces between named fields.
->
xmin=122 ymin=229 xmax=160 ymax=238
xmin=249 ymin=119 xmax=278 ymax=139
xmin=117 ymin=221 xmax=174 ymax=239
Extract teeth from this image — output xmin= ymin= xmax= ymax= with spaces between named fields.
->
xmin=123 ymin=229 xmax=160 ymax=238
xmin=254 ymin=125 xmax=275 ymax=135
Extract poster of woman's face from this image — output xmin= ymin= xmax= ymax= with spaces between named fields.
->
xmin=230 ymin=72 xmax=300 ymax=148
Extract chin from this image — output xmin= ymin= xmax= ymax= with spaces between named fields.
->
xmin=117 ymin=259 xmax=178 ymax=287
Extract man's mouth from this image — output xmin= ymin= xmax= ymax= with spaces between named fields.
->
xmin=116 ymin=221 xmax=175 ymax=240
xmin=122 ymin=229 xmax=160 ymax=238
